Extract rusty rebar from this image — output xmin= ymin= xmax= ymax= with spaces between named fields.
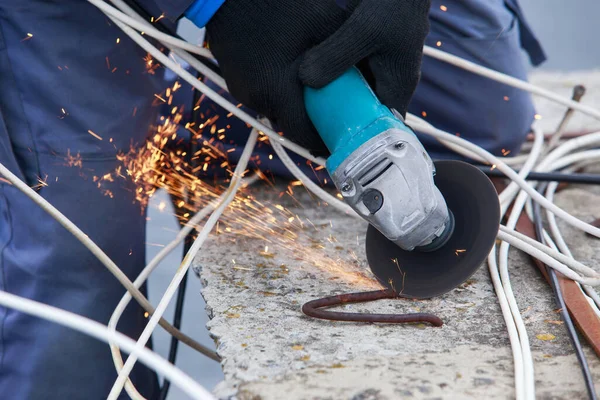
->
xmin=302 ymin=289 xmax=443 ymax=326
xmin=546 ymin=84 xmax=587 ymax=151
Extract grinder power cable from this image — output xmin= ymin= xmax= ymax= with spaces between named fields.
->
xmin=304 ymin=67 xmax=500 ymax=298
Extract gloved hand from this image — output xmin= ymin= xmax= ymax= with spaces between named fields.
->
xmin=206 ymin=0 xmax=431 ymax=155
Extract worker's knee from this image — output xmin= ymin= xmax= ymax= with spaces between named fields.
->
xmin=411 ymin=62 xmax=536 ymax=158
xmin=411 ymin=0 xmax=538 ymax=158
xmin=480 ymin=90 xmax=536 ymax=157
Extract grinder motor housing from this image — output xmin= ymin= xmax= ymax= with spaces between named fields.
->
xmin=304 ymin=67 xmax=452 ymax=251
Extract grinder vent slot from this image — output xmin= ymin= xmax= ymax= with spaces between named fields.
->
xmin=358 ymin=159 xmax=393 ymax=187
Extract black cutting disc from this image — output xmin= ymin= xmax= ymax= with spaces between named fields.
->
xmin=365 ymin=160 xmax=500 ymax=299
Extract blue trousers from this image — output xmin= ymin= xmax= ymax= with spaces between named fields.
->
xmin=0 ymin=1 xmax=163 ymax=398
xmin=0 ymin=0 xmax=542 ymax=398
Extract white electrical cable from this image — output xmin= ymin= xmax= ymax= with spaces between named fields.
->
xmin=408 ymin=119 xmax=600 ymax=400
xmin=406 ymin=114 xmax=531 ymax=166
xmin=109 ymin=176 xmax=258 ymax=400
xmin=107 ymin=0 xmax=228 ymax=90
xmin=411 ymin=123 xmax=600 ymax=238
xmin=491 ymin=118 xmax=545 ymax=400
xmin=532 ymin=168 xmax=600 ymax=316
xmin=266 ymin=140 xmax=600 ymax=283
xmin=536 ymin=132 xmax=600 ymax=172
xmin=108 ymin=128 xmax=259 ymax=400
xmin=541 ymin=150 xmax=600 ymax=174
xmin=545 ymin=181 xmax=600 ymax=316
xmin=499 ymin=226 xmax=600 ymax=284
xmin=265 ymin=115 xmax=357 ymax=217
xmin=111 ymin=205 xmax=214 ymax=400
xmin=89 ymin=0 xmax=214 ymax=59
xmin=423 ymin=46 xmax=600 ymax=120
xmin=477 ymin=131 xmax=600 ymax=400
xmin=493 ymin=142 xmax=600 ymax=400
xmin=497 ymin=163 xmax=539 ymax=400
xmin=0 ymin=162 xmax=215 ymax=358
xmin=270 ymin=140 xmax=356 ymax=216
xmin=487 ymin=247 xmax=526 ymax=399
xmin=529 ymin=206 xmax=599 ymax=312
xmin=0 ymin=289 xmax=215 ymax=400
xmin=531 ymin=216 xmax=600 ymax=317
xmin=498 ymin=127 xmax=545 ymax=211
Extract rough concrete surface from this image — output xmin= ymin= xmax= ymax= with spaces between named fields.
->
xmin=193 ymin=71 xmax=600 ymax=400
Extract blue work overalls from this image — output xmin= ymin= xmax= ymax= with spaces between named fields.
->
xmin=0 ymin=0 xmax=543 ymax=398
xmin=0 ymin=1 xmax=163 ymax=398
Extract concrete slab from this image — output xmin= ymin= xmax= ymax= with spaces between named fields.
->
xmin=193 ymin=72 xmax=600 ymax=399
xmin=193 ymin=185 xmax=600 ymax=399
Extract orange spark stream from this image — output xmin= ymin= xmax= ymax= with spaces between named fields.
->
xmin=81 ymin=81 xmax=380 ymax=289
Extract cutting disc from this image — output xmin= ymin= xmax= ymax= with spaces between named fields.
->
xmin=365 ymin=160 xmax=500 ymax=299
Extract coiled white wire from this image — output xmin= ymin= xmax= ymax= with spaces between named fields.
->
xmin=0 ymin=1 xmax=599 ymax=398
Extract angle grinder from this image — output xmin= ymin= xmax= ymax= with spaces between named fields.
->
xmin=304 ymin=67 xmax=500 ymax=298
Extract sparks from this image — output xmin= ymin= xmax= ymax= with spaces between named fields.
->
xmin=65 ymin=150 xmax=83 ymax=168
xmin=72 ymin=92 xmax=379 ymax=289
xmin=87 ymin=130 xmax=103 ymax=141
xmin=32 ymin=175 xmax=49 ymax=190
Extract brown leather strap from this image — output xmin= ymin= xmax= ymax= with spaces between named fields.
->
xmin=492 ymin=179 xmax=600 ymax=357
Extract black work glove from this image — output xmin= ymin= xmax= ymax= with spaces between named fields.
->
xmin=206 ymin=0 xmax=431 ymax=155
